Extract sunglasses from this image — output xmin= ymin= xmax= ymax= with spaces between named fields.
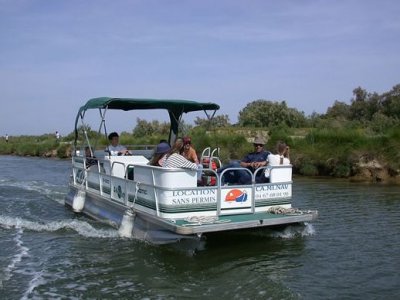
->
xmin=254 ymin=144 xmax=263 ymax=147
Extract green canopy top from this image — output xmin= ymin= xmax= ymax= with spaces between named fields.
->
xmin=75 ymin=97 xmax=220 ymax=143
xmin=78 ymin=97 xmax=220 ymax=113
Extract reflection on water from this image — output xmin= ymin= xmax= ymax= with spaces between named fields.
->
xmin=0 ymin=156 xmax=399 ymax=299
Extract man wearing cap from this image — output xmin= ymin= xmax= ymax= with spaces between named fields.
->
xmin=240 ymin=137 xmax=269 ymax=172
xmin=218 ymin=137 xmax=270 ymax=185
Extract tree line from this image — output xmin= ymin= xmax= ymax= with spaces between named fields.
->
xmin=129 ymin=84 xmax=400 ymax=134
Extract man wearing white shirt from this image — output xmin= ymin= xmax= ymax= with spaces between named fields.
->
xmin=106 ymin=132 xmax=131 ymax=156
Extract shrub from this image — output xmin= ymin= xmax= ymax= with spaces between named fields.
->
xmin=300 ymin=164 xmax=319 ymax=176
xmin=332 ymin=163 xmax=351 ymax=178
xmin=56 ymin=143 xmax=71 ymax=159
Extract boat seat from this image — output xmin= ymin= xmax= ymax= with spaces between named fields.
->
xmin=134 ymin=164 xmax=197 ymax=188
xmin=103 ymin=155 xmax=149 ymax=178
xmin=200 ymin=147 xmax=222 ymax=186
xmin=269 ymin=166 xmax=292 ymax=183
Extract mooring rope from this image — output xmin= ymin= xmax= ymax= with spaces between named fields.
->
xmin=127 ymin=181 xmax=140 ymax=210
xmin=182 ymin=216 xmax=231 ymax=226
xmin=133 ymin=182 xmax=140 ymax=204
xmin=267 ymin=206 xmax=313 ymax=215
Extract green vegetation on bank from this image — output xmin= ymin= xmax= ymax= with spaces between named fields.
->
xmin=0 ymin=134 xmax=71 ymax=159
xmin=1 ymin=84 xmax=399 ymax=180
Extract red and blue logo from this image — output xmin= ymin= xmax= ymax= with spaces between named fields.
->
xmin=225 ymin=189 xmax=248 ymax=202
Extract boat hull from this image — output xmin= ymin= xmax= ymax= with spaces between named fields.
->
xmin=66 ymin=184 xmax=318 ymax=244
xmin=66 ymin=185 xmax=194 ymax=244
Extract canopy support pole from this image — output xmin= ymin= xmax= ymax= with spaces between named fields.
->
xmin=168 ymin=107 xmax=185 ymax=144
xmin=94 ymin=107 xmax=108 ymax=151
xmin=79 ymin=112 xmax=93 ymax=156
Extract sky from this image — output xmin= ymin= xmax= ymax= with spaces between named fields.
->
xmin=1 ymin=0 xmax=400 ymax=135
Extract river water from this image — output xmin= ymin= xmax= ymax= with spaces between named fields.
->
xmin=0 ymin=155 xmax=399 ymax=299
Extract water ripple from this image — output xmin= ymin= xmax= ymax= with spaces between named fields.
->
xmin=0 ymin=215 xmax=119 ymax=239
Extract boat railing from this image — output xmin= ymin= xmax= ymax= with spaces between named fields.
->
xmin=124 ymin=144 xmax=155 ymax=150
xmin=111 ymin=161 xmax=127 ymax=177
xmin=126 ymin=164 xmax=199 ymax=217
xmin=71 ymin=156 xmax=86 ymax=186
xmin=71 ymin=156 xmax=293 ymax=218
xmin=216 ymin=166 xmax=293 ymax=216
xmin=217 ymin=167 xmax=254 ymax=216
xmin=74 ymin=144 xmax=155 ymax=160
xmin=253 ymin=165 xmax=293 ymax=183
xmin=200 ymin=147 xmax=222 ymax=172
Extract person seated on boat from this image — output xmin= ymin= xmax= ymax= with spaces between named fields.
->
xmin=181 ymin=136 xmax=204 ymax=182
xmin=267 ymin=141 xmax=290 ymax=166
xmin=148 ymin=142 xmax=171 ymax=167
xmin=181 ymin=136 xmax=199 ymax=164
xmin=264 ymin=141 xmax=290 ymax=181
xmin=106 ymin=132 xmax=131 ymax=156
xmin=163 ymin=139 xmax=198 ymax=172
xmin=85 ymin=146 xmax=98 ymax=168
xmin=217 ymin=137 xmax=270 ymax=185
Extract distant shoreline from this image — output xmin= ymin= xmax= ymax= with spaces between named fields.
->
xmin=2 ymin=127 xmax=400 ymax=184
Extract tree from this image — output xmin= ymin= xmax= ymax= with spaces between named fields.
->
xmin=194 ymin=114 xmax=231 ymax=129
xmin=381 ymin=84 xmax=400 ymax=119
xmin=370 ymin=112 xmax=397 ymax=133
xmin=349 ymin=87 xmax=377 ymax=122
xmin=132 ymin=118 xmax=170 ymax=137
xmin=352 ymin=86 xmax=368 ymax=102
xmin=325 ymin=100 xmax=351 ymax=120
xmin=178 ymin=120 xmax=193 ymax=137
xmin=64 ymin=125 xmax=99 ymax=141
xmin=238 ymin=99 xmax=307 ymax=128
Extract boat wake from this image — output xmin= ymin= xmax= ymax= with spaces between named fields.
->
xmin=1 ymin=227 xmax=29 ymax=286
xmin=0 ymin=215 xmax=119 ymax=239
xmin=0 ymin=178 xmax=66 ymax=205
xmin=271 ymin=222 xmax=316 ymax=239
xmin=20 ymin=269 xmax=45 ymax=300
